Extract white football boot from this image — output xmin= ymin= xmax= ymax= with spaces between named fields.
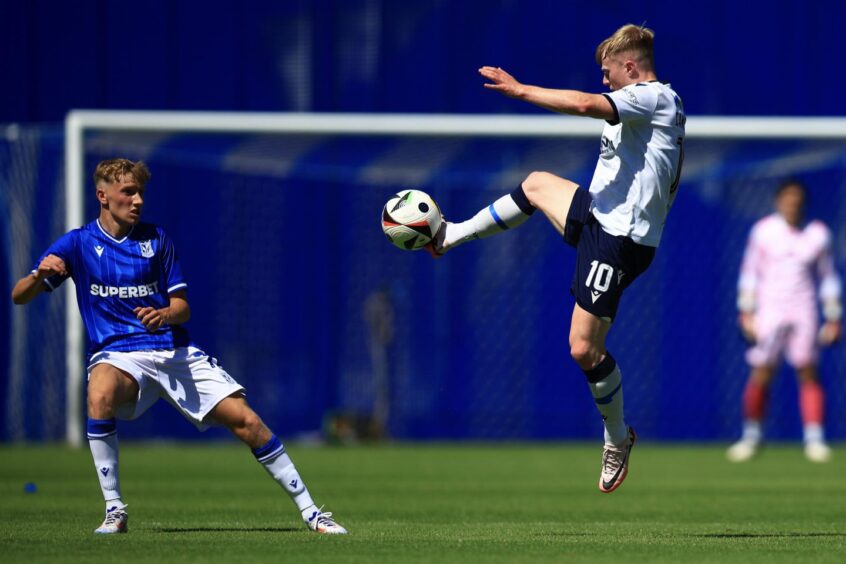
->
xmin=726 ymin=439 xmax=759 ymax=462
xmin=305 ymin=507 xmax=348 ymax=535
xmin=94 ymin=505 xmax=128 ymax=534
xmin=599 ymin=426 xmax=636 ymax=493
xmin=804 ymin=441 xmax=832 ymax=463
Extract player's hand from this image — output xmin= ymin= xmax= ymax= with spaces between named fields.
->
xmin=479 ymin=66 xmax=525 ymax=98
xmin=818 ymin=320 xmax=841 ymax=346
xmin=738 ymin=312 xmax=757 ymax=343
xmin=134 ymin=306 xmax=168 ymax=332
xmin=35 ymin=254 xmax=68 ymax=280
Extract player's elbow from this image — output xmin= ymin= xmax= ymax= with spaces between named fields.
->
xmin=11 ymin=287 xmax=32 ymax=305
xmin=569 ymin=100 xmax=594 ymax=117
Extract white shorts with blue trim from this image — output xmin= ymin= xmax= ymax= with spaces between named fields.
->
xmin=87 ymin=346 xmax=244 ymax=431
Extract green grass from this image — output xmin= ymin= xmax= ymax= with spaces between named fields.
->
xmin=2 ymin=443 xmax=845 ymax=563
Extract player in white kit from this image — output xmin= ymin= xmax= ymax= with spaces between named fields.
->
xmin=11 ymin=159 xmax=347 ymax=534
xmin=428 ymin=24 xmax=685 ymax=492
xmin=727 ymin=180 xmax=841 ymax=463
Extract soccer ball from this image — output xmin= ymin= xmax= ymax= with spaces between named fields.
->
xmin=381 ymin=189 xmax=442 ymax=251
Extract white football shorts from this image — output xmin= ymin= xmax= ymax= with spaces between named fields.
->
xmin=87 ymin=346 xmax=244 ymax=430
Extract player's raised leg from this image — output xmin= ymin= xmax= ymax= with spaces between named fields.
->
xmin=87 ymin=364 xmax=137 ymax=534
xmin=209 ymin=396 xmax=347 ymax=534
xmin=431 ymin=171 xmax=579 ymax=254
xmin=727 ymin=365 xmax=773 ymax=462
xmin=569 ymin=304 xmax=635 ymax=493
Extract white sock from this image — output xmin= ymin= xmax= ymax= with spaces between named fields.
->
xmin=741 ymin=420 xmax=762 ymax=444
xmin=252 ymin=435 xmax=316 ymax=520
xmin=585 ymin=356 xmax=628 ymax=445
xmin=803 ymin=423 xmax=824 ymax=444
xmin=444 ymin=186 xmax=535 ymax=249
xmin=87 ymin=418 xmax=124 ymax=507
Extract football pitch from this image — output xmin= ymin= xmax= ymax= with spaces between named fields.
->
xmin=2 ymin=443 xmax=845 ymax=563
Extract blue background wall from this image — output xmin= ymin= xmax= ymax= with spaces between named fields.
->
xmin=3 ymin=0 xmax=845 ymax=122
xmin=2 ymin=1 xmax=845 ymax=443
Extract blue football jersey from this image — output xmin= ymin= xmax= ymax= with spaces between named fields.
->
xmin=35 ymin=219 xmax=192 ymax=356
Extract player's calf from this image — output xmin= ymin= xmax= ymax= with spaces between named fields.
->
xmin=428 ymin=184 xmax=537 ymax=256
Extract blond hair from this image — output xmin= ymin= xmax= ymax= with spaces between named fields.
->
xmin=93 ymin=158 xmax=151 ymax=187
xmin=595 ymin=24 xmax=655 ymax=69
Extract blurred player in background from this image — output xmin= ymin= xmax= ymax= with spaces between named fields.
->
xmin=727 ymin=180 xmax=841 ymax=463
xmin=428 ymin=24 xmax=685 ymax=492
xmin=11 ymin=159 xmax=347 ymax=534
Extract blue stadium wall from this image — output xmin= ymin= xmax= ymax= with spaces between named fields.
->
xmin=2 ymin=0 xmax=845 ymax=121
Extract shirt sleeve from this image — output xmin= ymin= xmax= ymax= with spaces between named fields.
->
xmin=33 ymin=231 xmax=77 ymax=292
xmin=602 ymin=83 xmax=659 ymax=126
xmin=158 ymin=228 xmax=188 ymax=295
xmin=816 ymin=226 xmax=842 ymax=305
xmin=737 ymin=225 xmax=762 ymax=311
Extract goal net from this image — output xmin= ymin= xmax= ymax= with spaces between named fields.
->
xmin=4 ymin=112 xmax=846 ymax=444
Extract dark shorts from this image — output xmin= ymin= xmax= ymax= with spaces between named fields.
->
xmin=564 ymin=188 xmax=655 ymax=321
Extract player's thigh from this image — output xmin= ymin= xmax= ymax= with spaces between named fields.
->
xmin=88 ymin=362 xmax=139 ymax=408
xmin=154 ymin=347 xmax=245 ymax=429
xmin=746 ymin=314 xmax=787 ymax=369
xmin=521 ymin=171 xmax=580 ymax=236
xmin=208 ymin=394 xmax=261 ymax=427
xmin=785 ymin=315 xmax=820 ymax=369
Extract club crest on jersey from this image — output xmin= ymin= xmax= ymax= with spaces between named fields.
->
xmin=139 ymin=240 xmax=154 ymax=258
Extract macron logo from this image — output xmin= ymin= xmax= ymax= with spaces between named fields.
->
xmin=95 ymin=245 xmax=104 ymax=257
xmin=289 ymin=479 xmax=298 ymax=489
xmin=591 ymin=290 xmax=602 ymax=303
xmin=100 ymin=467 xmax=110 ymax=477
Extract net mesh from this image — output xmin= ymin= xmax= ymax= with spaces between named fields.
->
xmin=3 ymin=125 xmax=846 ymax=441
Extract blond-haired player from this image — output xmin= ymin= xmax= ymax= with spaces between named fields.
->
xmin=12 ymin=159 xmax=347 ymax=534
xmin=429 ymin=24 xmax=685 ymax=492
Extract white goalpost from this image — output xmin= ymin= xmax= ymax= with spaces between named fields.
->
xmin=63 ymin=110 xmax=846 ymax=445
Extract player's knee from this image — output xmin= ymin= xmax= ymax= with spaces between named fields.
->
xmin=87 ymin=387 xmax=118 ymax=417
xmin=521 ymin=171 xmax=554 ymax=202
xmin=570 ymin=339 xmax=602 ymax=370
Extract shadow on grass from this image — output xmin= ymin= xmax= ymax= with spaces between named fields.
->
xmin=157 ymin=527 xmax=302 ymax=533
xmin=695 ymin=532 xmax=846 ymax=539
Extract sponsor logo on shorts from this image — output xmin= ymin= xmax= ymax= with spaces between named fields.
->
xmin=90 ymin=281 xmax=160 ymax=299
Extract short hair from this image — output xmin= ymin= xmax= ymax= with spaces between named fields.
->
xmin=595 ymin=24 xmax=655 ymax=69
xmin=775 ymin=178 xmax=806 ymax=198
xmin=93 ymin=158 xmax=151 ymax=187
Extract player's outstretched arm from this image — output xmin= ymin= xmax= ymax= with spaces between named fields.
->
xmin=478 ymin=66 xmax=615 ymax=120
xmin=11 ymin=254 xmax=67 ymax=305
xmin=134 ymin=290 xmax=191 ymax=332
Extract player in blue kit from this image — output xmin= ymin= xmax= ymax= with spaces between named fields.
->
xmin=428 ymin=25 xmax=685 ymax=492
xmin=11 ymin=159 xmax=347 ymax=535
